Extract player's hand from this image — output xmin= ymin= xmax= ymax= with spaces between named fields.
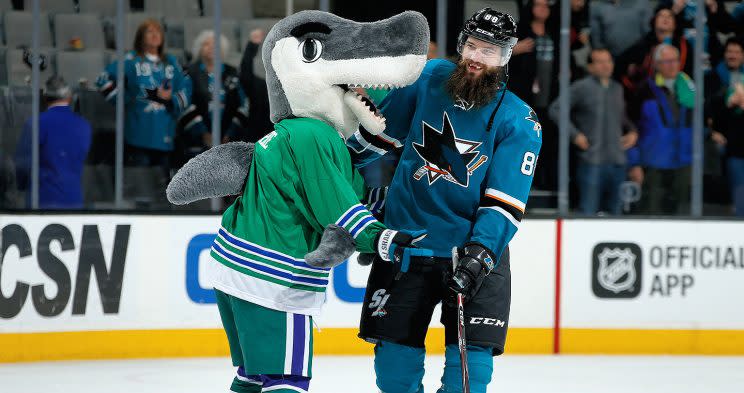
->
xmin=375 ymin=229 xmax=433 ymax=273
xmin=448 ymin=243 xmax=495 ymax=302
xmin=711 ymin=131 xmax=727 ymax=147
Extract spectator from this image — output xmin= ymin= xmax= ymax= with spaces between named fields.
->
xmin=238 ymin=28 xmax=273 ymax=142
xmin=709 ymin=38 xmax=744 ymax=216
xmin=661 ymin=0 xmax=730 ymax=73
xmin=96 ymin=19 xmax=189 ymax=179
xmin=627 ymin=44 xmax=695 ymax=215
xmin=617 ymin=5 xmax=692 ymax=118
xmin=14 ymin=76 xmax=92 ymax=209
xmin=569 ymin=0 xmax=590 ymax=80
xmin=510 ymin=0 xmax=560 ymax=191
xmin=590 ymin=0 xmax=652 ymax=58
xmin=174 ymin=30 xmax=249 ymax=168
xmin=549 ymin=48 xmax=638 ymax=215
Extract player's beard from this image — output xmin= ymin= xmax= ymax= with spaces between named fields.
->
xmin=445 ymin=59 xmax=504 ymax=108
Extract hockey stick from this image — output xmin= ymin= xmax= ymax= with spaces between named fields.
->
xmin=453 ymin=247 xmax=470 ymax=393
xmin=456 ymin=292 xmax=470 ymax=393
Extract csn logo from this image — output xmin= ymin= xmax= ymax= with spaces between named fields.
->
xmin=592 ymin=243 xmax=642 ymax=299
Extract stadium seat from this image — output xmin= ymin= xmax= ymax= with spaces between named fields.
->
xmin=203 ymin=0 xmax=253 ymax=19
xmin=4 ymin=11 xmax=53 ymax=48
xmin=57 ymin=50 xmax=105 ymax=89
xmin=144 ymin=0 xmax=201 ymax=18
xmin=77 ymin=0 xmax=118 ymax=17
xmin=36 ymin=0 xmax=76 ymax=14
xmin=182 ymin=17 xmax=238 ymax=59
xmin=5 ymin=47 xmax=55 ymax=86
xmin=54 ymin=13 xmax=106 ymax=50
xmin=0 ymin=1 xmax=13 ymax=12
xmin=163 ymin=17 xmax=185 ymax=50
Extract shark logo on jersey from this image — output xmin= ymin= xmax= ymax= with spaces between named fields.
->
xmin=524 ymin=107 xmax=542 ymax=137
xmin=412 ymin=111 xmax=488 ymax=187
xmin=139 ymin=86 xmax=167 ymax=113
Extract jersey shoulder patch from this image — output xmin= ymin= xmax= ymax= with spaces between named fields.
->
xmin=501 ymin=92 xmax=542 ymax=140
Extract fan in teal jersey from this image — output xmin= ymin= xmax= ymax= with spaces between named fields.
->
xmin=167 ymin=11 xmax=431 ymax=393
xmin=97 ymin=19 xmax=190 ymax=160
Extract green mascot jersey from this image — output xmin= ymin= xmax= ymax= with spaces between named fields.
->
xmin=208 ymin=117 xmax=385 ymax=316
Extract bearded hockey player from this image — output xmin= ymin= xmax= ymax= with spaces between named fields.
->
xmin=346 ymin=8 xmax=543 ymax=393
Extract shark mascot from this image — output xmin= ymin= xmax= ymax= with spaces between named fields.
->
xmin=166 ymin=10 xmax=429 ymax=393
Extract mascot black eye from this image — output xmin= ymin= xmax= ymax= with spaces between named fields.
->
xmin=300 ymin=38 xmax=322 ymax=63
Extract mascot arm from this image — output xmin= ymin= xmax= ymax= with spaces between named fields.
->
xmin=166 ymin=142 xmax=254 ymax=205
xmin=296 ymin=144 xmax=386 ymax=268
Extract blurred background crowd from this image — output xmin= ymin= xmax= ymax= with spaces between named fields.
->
xmin=1 ymin=0 xmax=743 ymax=217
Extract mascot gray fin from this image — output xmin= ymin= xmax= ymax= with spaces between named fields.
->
xmin=166 ymin=142 xmax=254 ymax=205
xmin=304 ymin=224 xmax=356 ymax=268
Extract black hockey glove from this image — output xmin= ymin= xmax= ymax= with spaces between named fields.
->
xmin=357 ymin=229 xmax=433 ymax=273
xmin=448 ymin=243 xmax=496 ymax=302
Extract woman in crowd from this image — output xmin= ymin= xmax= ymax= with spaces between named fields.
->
xmin=97 ymin=19 xmax=190 ymax=181
xmin=174 ymin=30 xmax=249 ymax=168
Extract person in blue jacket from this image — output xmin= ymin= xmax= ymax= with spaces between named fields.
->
xmin=627 ymin=44 xmax=694 ymax=215
xmin=97 ymin=19 xmax=190 ymax=176
xmin=15 ymin=76 xmax=92 ymax=209
xmin=347 ymin=8 xmax=542 ymax=393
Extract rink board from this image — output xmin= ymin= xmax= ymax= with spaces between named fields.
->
xmin=0 ymin=215 xmax=743 ymax=361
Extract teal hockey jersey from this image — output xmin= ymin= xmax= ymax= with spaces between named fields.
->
xmin=97 ymin=51 xmax=190 ymax=151
xmin=347 ymin=59 xmax=543 ymax=262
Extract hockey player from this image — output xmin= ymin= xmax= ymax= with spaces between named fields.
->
xmin=347 ymin=8 xmax=543 ymax=393
xmin=167 ymin=11 xmax=431 ymax=393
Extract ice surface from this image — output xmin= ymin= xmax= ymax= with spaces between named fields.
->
xmin=1 ymin=355 xmax=743 ymax=393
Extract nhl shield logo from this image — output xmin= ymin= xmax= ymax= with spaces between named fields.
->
xmin=592 ymin=243 xmax=642 ymax=298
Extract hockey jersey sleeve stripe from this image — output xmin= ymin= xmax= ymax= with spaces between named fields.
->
xmin=336 ymin=204 xmax=368 ymax=227
xmin=479 ymin=206 xmax=521 ymax=228
xmin=484 ymin=188 xmax=526 ymax=212
xmin=349 ymin=216 xmax=379 ymax=239
xmin=480 ymin=195 xmax=524 ymax=223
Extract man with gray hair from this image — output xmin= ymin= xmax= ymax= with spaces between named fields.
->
xmin=627 ymin=44 xmax=695 ymax=214
xmin=14 ymin=75 xmax=92 ymax=209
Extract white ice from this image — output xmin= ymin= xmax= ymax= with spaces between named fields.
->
xmin=1 ymin=355 xmax=743 ymax=393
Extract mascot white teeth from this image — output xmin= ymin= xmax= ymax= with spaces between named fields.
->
xmin=166 ymin=10 xmax=429 ymax=393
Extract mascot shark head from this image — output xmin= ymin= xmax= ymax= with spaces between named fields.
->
xmin=262 ymin=10 xmax=430 ymax=139
xmin=167 ymin=10 xmax=429 ymax=207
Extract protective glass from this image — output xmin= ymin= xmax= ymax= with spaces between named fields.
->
xmin=457 ymin=37 xmax=513 ymax=67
